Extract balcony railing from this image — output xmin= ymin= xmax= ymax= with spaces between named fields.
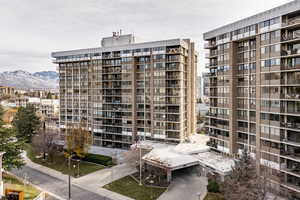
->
xmin=282 ymin=17 xmax=300 ymax=27
xmin=204 ymin=42 xmax=217 ymax=49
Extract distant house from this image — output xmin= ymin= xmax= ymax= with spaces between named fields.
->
xmin=0 ymin=86 xmax=15 ymax=97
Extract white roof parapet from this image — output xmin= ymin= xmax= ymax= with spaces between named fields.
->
xmin=132 ymin=140 xmax=175 ymax=151
xmin=141 ymin=134 xmax=210 ymax=170
xmin=140 ymin=134 xmax=236 ymax=176
xmin=51 ymin=38 xmax=188 ymax=58
xmin=195 ymin=152 xmax=235 ymax=175
xmin=204 ymin=0 xmax=300 ymax=40
xmin=143 ymin=147 xmax=199 ymax=170
xmin=173 ymin=134 xmax=209 ymax=155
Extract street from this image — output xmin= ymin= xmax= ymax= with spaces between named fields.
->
xmin=11 ymin=165 xmax=112 ymax=200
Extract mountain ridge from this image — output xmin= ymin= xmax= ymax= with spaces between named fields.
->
xmin=0 ymin=70 xmax=58 ymax=89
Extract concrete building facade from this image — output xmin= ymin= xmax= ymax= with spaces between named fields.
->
xmin=52 ymin=34 xmax=197 ymax=149
xmin=204 ymin=0 xmax=300 ymax=197
xmin=197 ymin=76 xmax=202 ymax=100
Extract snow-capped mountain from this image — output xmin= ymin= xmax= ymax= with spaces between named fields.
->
xmin=0 ymin=70 xmax=58 ymax=89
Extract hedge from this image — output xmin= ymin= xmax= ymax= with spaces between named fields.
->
xmin=81 ymin=153 xmax=113 ymax=166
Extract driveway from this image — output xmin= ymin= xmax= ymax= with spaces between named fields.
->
xmin=158 ymin=169 xmax=207 ymax=200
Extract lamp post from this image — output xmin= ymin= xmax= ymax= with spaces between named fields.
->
xmin=68 ymin=153 xmax=76 ymax=200
xmin=149 ymin=180 xmax=154 ymax=200
xmin=0 ymin=152 xmax=5 ymax=198
xmin=197 ymin=192 xmax=201 ymax=200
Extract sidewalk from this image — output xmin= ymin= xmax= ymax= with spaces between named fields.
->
xmin=22 ymin=152 xmax=68 ymax=182
xmin=73 ymin=163 xmax=136 ymax=200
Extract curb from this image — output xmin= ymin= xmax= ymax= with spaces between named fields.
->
xmin=5 ymin=171 xmax=66 ymax=200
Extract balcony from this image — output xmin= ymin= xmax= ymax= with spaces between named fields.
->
xmin=238 ymin=138 xmax=248 ymax=144
xmin=282 ymin=48 xmax=300 ymax=57
xmin=205 ymin=50 xmax=218 ymax=58
xmin=281 ymin=122 xmax=300 ymax=130
xmin=208 ymin=132 xmax=218 ymax=138
xmin=206 ymin=140 xmax=218 ymax=148
xmin=281 ymin=174 xmax=300 ymax=195
xmin=281 ymin=104 xmax=300 ymax=115
xmin=166 ymin=48 xmax=182 ymax=54
xmin=166 ymin=75 xmax=180 ymax=80
xmin=281 ymin=145 xmax=300 ymax=160
xmin=282 ymin=93 xmax=300 ymax=100
xmin=281 ymin=62 xmax=300 ymax=71
xmin=207 ymin=113 xmax=229 ymax=120
xmin=282 ymin=17 xmax=300 ymax=28
xmin=205 ymin=63 xmax=218 ymax=68
xmin=282 ymin=131 xmax=300 ymax=146
xmin=204 ymin=42 xmax=217 ymax=49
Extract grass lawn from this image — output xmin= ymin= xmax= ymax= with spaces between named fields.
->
xmin=204 ymin=192 xmax=225 ymax=200
xmin=4 ymin=174 xmax=41 ymax=200
xmin=103 ymin=176 xmax=166 ymax=200
xmin=25 ymin=143 xmax=104 ymax=177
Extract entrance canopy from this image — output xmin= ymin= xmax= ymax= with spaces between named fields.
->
xmin=141 ymin=135 xmax=235 ymax=178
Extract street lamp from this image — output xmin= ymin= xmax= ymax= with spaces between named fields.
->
xmin=197 ymin=192 xmax=201 ymax=200
xmin=0 ymin=152 xmax=6 ymax=199
xmin=149 ymin=180 xmax=154 ymax=200
xmin=68 ymin=153 xmax=76 ymax=200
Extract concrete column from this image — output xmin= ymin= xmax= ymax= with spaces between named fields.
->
xmin=255 ymin=34 xmax=262 ymax=173
xmin=167 ymin=169 xmax=172 ymax=183
xmin=229 ymin=42 xmax=238 ymax=155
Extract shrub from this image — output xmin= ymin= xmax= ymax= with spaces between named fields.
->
xmin=207 ymin=180 xmax=220 ymax=193
xmin=82 ymin=153 xmax=113 ymax=166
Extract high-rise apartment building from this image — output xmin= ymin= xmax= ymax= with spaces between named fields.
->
xmin=52 ymin=34 xmax=197 ymax=149
xmin=204 ymin=0 xmax=300 ymax=197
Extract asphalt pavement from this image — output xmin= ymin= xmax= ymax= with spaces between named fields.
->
xmin=11 ymin=165 xmax=112 ymax=200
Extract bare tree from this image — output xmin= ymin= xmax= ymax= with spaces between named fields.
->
xmin=123 ymin=148 xmax=141 ymax=168
xmin=221 ymin=151 xmax=280 ymax=200
xmin=32 ymin=128 xmax=60 ymax=162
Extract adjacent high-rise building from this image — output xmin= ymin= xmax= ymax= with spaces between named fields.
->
xmin=52 ymin=34 xmax=197 ymax=149
xmin=204 ymin=0 xmax=300 ymax=197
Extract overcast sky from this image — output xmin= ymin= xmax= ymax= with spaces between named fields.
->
xmin=0 ymin=0 xmax=293 ymax=74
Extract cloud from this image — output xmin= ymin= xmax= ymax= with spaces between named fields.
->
xmin=0 ymin=0 xmax=293 ymax=73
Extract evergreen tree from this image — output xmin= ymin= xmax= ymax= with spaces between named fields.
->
xmin=12 ymin=105 xmax=41 ymax=143
xmin=0 ymin=105 xmax=25 ymax=170
xmin=0 ymin=105 xmax=3 ymax=117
